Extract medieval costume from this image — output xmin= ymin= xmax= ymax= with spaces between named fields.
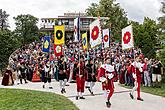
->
xmin=2 ymin=66 xmax=14 ymax=86
xmin=86 ymin=59 xmax=96 ymax=95
xmin=19 ymin=63 xmax=28 ymax=84
xmin=58 ymin=58 xmax=67 ymax=94
xmin=129 ymin=57 xmax=144 ymax=101
xmin=43 ymin=62 xmax=52 ymax=89
xmin=76 ymin=57 xmax=86 ymax=100
xmin=99 ymin=57 xmax=116 ymax=108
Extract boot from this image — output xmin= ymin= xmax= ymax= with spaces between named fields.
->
xmin=106 ymin=101 xmax=111 ymax=108
xmin=129 ymin=93 xmax=134 ymax=99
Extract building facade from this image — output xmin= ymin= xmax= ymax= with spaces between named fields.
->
xmin=40 ymin=13 xmax=108 ymax=41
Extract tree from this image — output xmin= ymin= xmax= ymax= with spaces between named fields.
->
xmin=86 ymin=0 xmax=128 ymax=40
xmin=0 ymin=9 xmax=9 ymax=30
xmin=158 ymin=0 xmax=165 ymax=43
xmin=157 ymin=0 xmax=165 ymax=69
xmin=0 ymin=30 xmax=21 ymax=70
xmin=13 ymin=14 xmax=39 ymax=44
xmin=86 ymin=3 xmax=99 ymax=17
xmin=131 ymin=17 xmax=158 ymax=58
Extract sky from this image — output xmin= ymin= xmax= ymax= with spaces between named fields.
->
xmin=0 ymin=0 xmax=163 ymax=30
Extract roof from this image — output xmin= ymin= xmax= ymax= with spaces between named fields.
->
xmin=41 ymin=17 xmax=109 ymax=20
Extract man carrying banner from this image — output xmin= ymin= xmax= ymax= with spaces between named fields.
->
xmin=76 ymin=56 xmax=86 ymax=100
xmin=99 ymin=57 xmax=116 ymax=108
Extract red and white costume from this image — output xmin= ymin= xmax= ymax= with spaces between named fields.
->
xmin=131 ymin=61 xmax=143 ymax=99
xmin=99 ymin=64 xmax=116 ymax=100
xmin=76 ymin=62 xmax=86 ymax=96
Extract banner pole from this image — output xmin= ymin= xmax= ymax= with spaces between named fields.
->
xmin=78 ymin=12 xmax=81 ymax=76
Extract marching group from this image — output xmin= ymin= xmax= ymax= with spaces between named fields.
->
xmin=1 ymin=37 xmax=164 ymax=108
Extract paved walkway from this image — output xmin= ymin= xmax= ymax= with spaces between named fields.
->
xmin=0 ymin=80 xmax=165 ymax=110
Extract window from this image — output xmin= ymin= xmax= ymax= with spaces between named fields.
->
xmin=82 ymin=19 xmax=90 ymax=28
xmin=62 ymin=19 xmax=69 ymax=25
xmin=69 ymin=20 xmax=74 ymax=25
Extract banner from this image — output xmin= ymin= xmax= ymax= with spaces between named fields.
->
xmin=42 ymin=36 xmax=50 ymax=53
xmin=82 ymin=32 xmax=88 ymax=50
xmin=54 ymin=44 xmax=62 ymax=57
xmin=102 ymin=29 xmax=110 ymax=48
xmin=122 ymin=25 xmax=134 ymax=50
xmin=90 ymin=19 xmax=102 ymax=48
xmin=74 ymin=17 xmax=80 ymax=42
xmin=54 ymin=25 xmax=65 ymax=45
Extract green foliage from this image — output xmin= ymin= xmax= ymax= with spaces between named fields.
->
xmin=131 ymin=17 xmax=158 ymax=58
xmin=0 ymin=88 xmax=79 ymax=110
xmin=157 ymin=0 xmax=165 ymax=68
xmin=0 ymin=30 xmax=21 ymax=69
xmin=157 ymin=44 xmax=165 ymax=67
xmin=13 ymin=14 xmax=39 ymax=44
xmin=86 ymin=0 xmax=128 ymax=40
xmin=86 ymin=3 xmax=99 ymax=17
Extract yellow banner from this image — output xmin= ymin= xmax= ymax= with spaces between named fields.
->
xmin=82 ymin=32 xmax=88 ymax=50
xmin=54 ymin=25 xmax=65 ymax=45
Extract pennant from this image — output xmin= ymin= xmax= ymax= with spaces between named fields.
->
xmin=82 ymin=32 xmax=88 ymax=50
xmin=90 ymin=19 xmax=102 ymax=48
xmin=102 ymin=29 xmax=110 ymax=48
xmin=122 ymin=25 xmax=134 ymax=50
xmin=54 ymin=25 xmax=65 ymax=45
xmin=74 ymin=17 xmax=80 ymax=42
xmin=54 ymin=44 xmax=62 ymax=57
xmin=42 ymin=36 xmax=50 ymax=53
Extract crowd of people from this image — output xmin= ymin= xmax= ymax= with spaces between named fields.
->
xmin=1 ymin=36 xmax=164 ymax=108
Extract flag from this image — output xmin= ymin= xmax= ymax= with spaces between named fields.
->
xmin=122 ymin=25 xmax=134 ymax=50
xmin=54 ymin=44 xmax=62 ymax=57
xmin=82 ymin=32 xmax=88 ymax=50
xmin=102 ymin=29 xmax=110 ymax=48
xmin=42 ymin=36 xmax=50 ymax=52
xmin=90 ymin=19 xmax=102 ymax=48
xmin=74 ymin=17 xmax=80 ymax=42
xmin=54 ymin=25 xmax=65 ymax=45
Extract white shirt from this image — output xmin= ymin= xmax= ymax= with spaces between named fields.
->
xmin=44 ymin=65 xmax=50 ymax=72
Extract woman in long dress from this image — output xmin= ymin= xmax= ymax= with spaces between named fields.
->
xmin=1 ymin=66 xmax=14 ymax=86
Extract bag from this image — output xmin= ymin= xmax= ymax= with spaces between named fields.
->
xmin=37 ymin=70 xmax=40 ymax=76
xmin=50 ymin=69 xmax=53 ymax=75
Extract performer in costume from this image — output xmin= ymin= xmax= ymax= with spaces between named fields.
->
xmin=76 ymin=56 xmax=86 ymax=100
xmin=19 ymin=62 xmax=28 ymax=84
xmin=129 ymin=56 xmax=144 ymax=101
xmin=2 ymin=65 xmax=14 ymax=86
xmin=99 ymin=57 xmax=116 ymax=108
xmin=43 ymin=61 xmax=53 ymax=89
xmin=86 ymin=58 xmax=96 ymax=95
xmin=58 ymin=56 xmax=67 ymax=94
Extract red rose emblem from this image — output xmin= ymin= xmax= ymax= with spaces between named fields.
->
xmin=91 ymin=26 xmax=99 ymax=40
xmin=104 ymin=35 xmax=109 ymax=42
xmin=123 ymin=32 xmax=131 ymax=44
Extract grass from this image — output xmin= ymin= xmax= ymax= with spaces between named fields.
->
xmin=121 ymin=83 xmax=165 ymax=97
xmin=0 ymin=88 xmax=79 ymax=110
